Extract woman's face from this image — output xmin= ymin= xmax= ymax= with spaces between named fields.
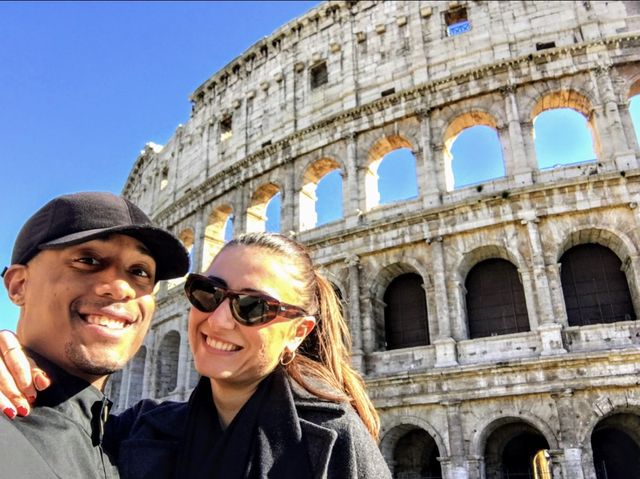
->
xmin=188 ymin=244 xmax=315 ymax=389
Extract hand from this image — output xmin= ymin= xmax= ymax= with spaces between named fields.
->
xmin=0 ymin=330 xmax=51 ymax=419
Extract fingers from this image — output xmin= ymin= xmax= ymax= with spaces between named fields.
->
xmin=0 ymin=356 xmax=31 ymax=417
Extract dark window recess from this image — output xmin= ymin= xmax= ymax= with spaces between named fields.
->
xmin=445 ymin=7 xmax=471 ymax=36
xmin=384 ymin=273 xmax=429 ymax=350
xmin=160 ymin=167 xmax=169 ymax=190
xmin=220 ymin=116 xmax=232 ymax=141
xmin=310 ymin=62 xmax=328 ymax=89
xmin=466 ymin=259 xmax=530 ymax=339
xmin=560 ymin=244 xmax=636 ymax=327
xmin=381 ymin=87 xmax=396 ymax=97
xmin=536 ymin=41 xmax=556 ymax=51
xmin=261 ymin=140 xmax=272 ymax=148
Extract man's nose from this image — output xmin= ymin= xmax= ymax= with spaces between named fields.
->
xmin=95 ymin=272 xmax=136 ymax=300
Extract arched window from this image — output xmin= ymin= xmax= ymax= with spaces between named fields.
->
xmin=466 ymin=259 xmax=529 ymax=339
xmin=247 ymin=183 xmax=280 ymax=233
xmin=393 ymin=428 xmax=442 ymax=478
xmin=560 ymin=244 xmax=635 ymax=326
xmin=443 ymin=112 xmax=505 ymax=190
xmin=299 ymin=158 xmax=343 ymax=230
xmin=155 ymin=331 xmax=180 ymax=397
xmin=630 ymin=92 xmax=640 ymax=146
xmin=532 ymin=91 xmax=598 ymax=169
xmin=366 ymin=136 xmax=418 ymax=211
xmin=384 ymin=273 xmax=429 ymax=350
xmin=168 ymin=228 xmax=194 ymax=288
xmin=592 ymin=413 xmax=640 ymax=479
xmin=484 ymin=422 xmax=551 ymax=479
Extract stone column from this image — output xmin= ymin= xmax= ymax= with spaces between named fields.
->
xmin=191 ymin=209 xmax=205 ymax=273
xmin=520 ymin=120 xmax=538 ymax=173
xmin=281 ymin=162 xmax=297 ymax=234
xmin=551 ymin=389 xmax=585 ymax=479
xmin=142 ymin=330 xmax=157 ymax=400
xmin=523 ymin=216 xmax=567 ymax=355
xmin=417 ymin=109 xmax=442 ymax=208
xmin=233 ymin=184 xmax=249 ymax=235
xmin=618 ymin=101 xmax=640 ymax=155
xmin=346 ymin=254 xmax=364 ymax=371
xmin=442 ymin=400 xmax=469 ymax=479
xmin=546 ymin=262 xmax=569 ymax=327
xmin=345 ymin=132 xmax=361 ymax=227
xmin=176 ymin=316 xmax=191 ymax=399
xmin=501 ymin=85 xmax=534 ymax=185
xmin=433 ymin=143 xmax=450 ymax=196
xmin=518 ymin=268 xmax=540 ymax=330
xmin=428 ymin=237 xmax=459 ymax=367
xmin=593 ymin=64 xmax=637 ymax=170
xmin=465 ymin=456 xmax=483 ymax=479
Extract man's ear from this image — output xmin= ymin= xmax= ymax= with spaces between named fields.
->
xmin=286 ymin=316 xmax=316 ymax=352
xmin=3 ymin=265 xmax=28 ymax=307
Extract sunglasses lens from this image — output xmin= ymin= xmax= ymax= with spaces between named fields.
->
xmin=187 ymin=279 xmax=225 ymax=312
xmin=232 ymin=295 xmax=272 ymax=325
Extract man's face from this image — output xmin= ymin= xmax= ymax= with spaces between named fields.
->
xmin=5 ymin=234 xmax=156 ymax=385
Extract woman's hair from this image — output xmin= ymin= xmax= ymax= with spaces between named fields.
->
xmin=222 ymin=232 xmax=380 ymax=440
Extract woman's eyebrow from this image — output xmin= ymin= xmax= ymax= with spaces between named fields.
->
xmin=206 ymin=275 xmax=228 ymax=287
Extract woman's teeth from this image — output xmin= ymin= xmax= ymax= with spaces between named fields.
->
xmin=206 ymin=337 xmax=240 ymax=352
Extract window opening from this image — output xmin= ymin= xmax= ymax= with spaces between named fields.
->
xmin=220 ymin=116 xmax=233 ymax=142
xmin=265 ymin=192 xmax=281 ymax=233
xmin=449 ymin=125 xmax=505 ymax=189
xmin=445 ymin=7 xmax=471 ymax=36
xmin=310 ymin=62 xmax=328 ymax=89
xmin=630 ymin=94 xmax=640 ymax=146
xmin=315 ymin=169 xmax=343 ymax=226
xmin=160 ymin=167 xmax=169 ymax=191
xmin=536 ymin=41 xmax=556 ymax=51
xmin=384 ymin=273 xmax=429 ymax=350
xmin=377 ymin=147 xmax=418 ymax=205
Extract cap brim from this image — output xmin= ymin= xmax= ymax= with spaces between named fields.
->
xmin=41 ymin=225 xmax=190 ymax=281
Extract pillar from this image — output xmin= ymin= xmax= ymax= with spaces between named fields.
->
xmin=501 ymin=84 xmax=535 ymax=185
xmin=346 ymin=254 xmax=364 ymax=371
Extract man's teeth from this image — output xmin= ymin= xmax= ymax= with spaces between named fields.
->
xmin=206 ymin=337 xmax=240 ymax=352
xmin=85 ymin=314 xmax=128 ymax=330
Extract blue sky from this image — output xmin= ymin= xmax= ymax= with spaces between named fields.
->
xmin=1 ymin=2 xmax=639 ymax=332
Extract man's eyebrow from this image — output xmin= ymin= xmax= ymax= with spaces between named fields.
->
xmin=135 ymin=243 xmax=153 ymax=259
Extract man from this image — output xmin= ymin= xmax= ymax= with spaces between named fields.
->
xmin=0 ymin=192 xmax=189 ymax=478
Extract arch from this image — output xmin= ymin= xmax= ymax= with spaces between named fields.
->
xmin=127 ymin=346 xmax=146 ymax=406
xmin=556 ymin=227 xmax=638 ymax=264
xmin=465 ymin=258 xmax=530 ymax=338
xmin=168 ymin=227 xmax=194 ymax=288
xmin=246 ymin=182 xmax=281 ymax=233
xmin=560 ymin=243 xmax=636 ymax=326
xmin=365 ymin=135 xmax=418 ymax=210
xmin=299 ymin=157 xmax=343 ymax=231
xmin=202 ymin=204 xmax=233 ymax=271
xmin=591 ymin=412 xmax=640 ymax=479
xmin=384 ymin=273 xmax=430 ymax=349
xmin=393 ymin=427 xmax=443 ymax=478
xmin=531 ymin=90 xmax=599 ymax=168
xmin=155 ymin=330 xmax=180 ymax=397
xmin=457 ymin=244 xmax=524 ymax=283
xmin=379 ymin=416 xmax=448 ymax=468
xmin=628 ymin=79 xmax=640 ymax=147
xmin=470 ymin=413 xmax=559 ymax=456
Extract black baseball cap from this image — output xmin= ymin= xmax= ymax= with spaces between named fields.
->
xmin=5 ymin=192 xmax=189 ymax=281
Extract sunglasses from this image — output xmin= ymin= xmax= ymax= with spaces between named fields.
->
xmin=184 ymin=273 xmax=309 ymax=326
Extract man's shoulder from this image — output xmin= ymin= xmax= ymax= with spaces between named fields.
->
xmin=0 ymin=416 xmax=60 ymax=478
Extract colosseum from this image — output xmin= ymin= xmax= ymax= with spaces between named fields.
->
xmin=109 ymin=1 xmax=640 ymax=478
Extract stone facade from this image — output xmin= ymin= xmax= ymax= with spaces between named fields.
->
xmin=109 ymin=1 xmax=640 ymax=478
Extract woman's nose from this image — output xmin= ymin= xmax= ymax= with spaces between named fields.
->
xmin=206 ymin=298 xmax=236 ymax=329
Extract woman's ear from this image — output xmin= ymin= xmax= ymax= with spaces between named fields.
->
xmin=286 ymin=316 xmax=316 ymax=352
xmin=3 ymin=265 xmax=27 ymax=307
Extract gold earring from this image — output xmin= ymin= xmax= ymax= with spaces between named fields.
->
xmin=280 ymin=348 xmax=296 ymax=366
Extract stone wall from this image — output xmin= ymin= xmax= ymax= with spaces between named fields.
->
xmin=109 ymin=1 xmax=640 ymax=477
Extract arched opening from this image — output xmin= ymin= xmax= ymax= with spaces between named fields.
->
xmin=592 ymin=413 xmax=640 ymax=479
xmin=532 ymin=91 xmax=598 ymax=169
xmin=393 ymin=428 xmax=442 ymax=479
xmin=560 ymin=244 xmax=635 ymax=326
xmin=299 ymin=158 xmax=343 ymax=230
xmin=155 ymin=331 xmax=180 ymax=397
xmin=265 ymin=191 xmax=281 ymax=233
xmin=465 ymin=259 xmax=529 ymax=339
xmin=366 ymin=136 xmax=418 ymax=210
xmin=247 ymin=183 xmax=280 ymax=233
xmin=202 ymin=205 xmax=233 ymax=271
xmin=443 ymin=112 xmax=505 ymax=190
xmin=128 ymin=346 xmax=146 ymax=406
xmin=484 ymin=421 xmax=551 ymax=479
xmin=384 ymin=273 xmax=429 ymax=350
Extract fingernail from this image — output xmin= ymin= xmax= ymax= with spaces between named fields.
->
xmin=34 ymin=375 xmax=48 ymax=391
xmin=3 ymin=408 xmax=16 ymax=420
xmin=16 ymin=406 xmax=28 ymax=416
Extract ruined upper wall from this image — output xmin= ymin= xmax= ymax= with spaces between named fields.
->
xmin=122 ymin=0 xmax=640 ymax=219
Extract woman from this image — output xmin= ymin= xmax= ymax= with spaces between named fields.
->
xmin=2 ymin=233 xmax=391 ymax=478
